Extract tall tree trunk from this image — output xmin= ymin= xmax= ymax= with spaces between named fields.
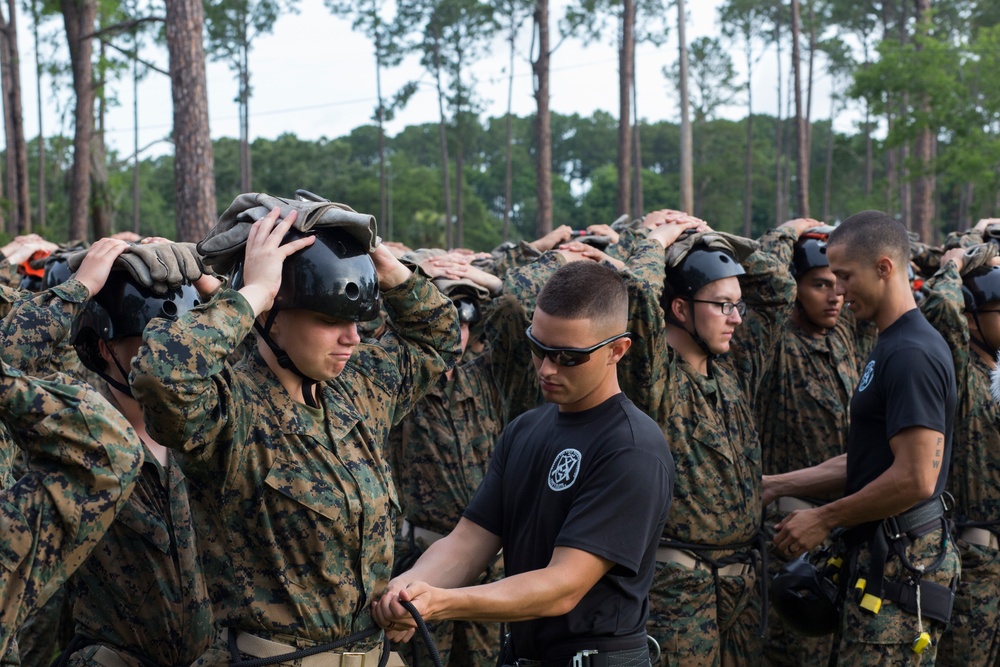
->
xmin=532 ymin=0 xmax=552 ymax=236
xmin=432 ymin=39 xmax=452 ymax=247
xmin=166 ymin=0 xmax=216 ymax=241
xmin=455 ymin=147 xmax=463 ymax=248
xmin=374 ymin=9 xmax=388 ymax=240
xmin=773 ymin=15 xmax=784 ymax=226
xmin=132 ymin=29 xmax=139 ymax=234
xmin=90 ymin=37 xmax=109 ymax=240
xmin=823 ymin=90 xmax=835 ymax=222
xmin=0 ymin=11 xmax=17 ymax=236
xmin=805 ymin=0 xmax=815 ymax=159
xmin=503 ymin=18 xmax=516 ymax=241
xmin=31 ymin=0 xmax=43 ymax=231
xmin=616 ymin=0 xmax=633 ymax=217
xmin=62 ymin=0 xmax=95 ymax=241
xmin=742 ymin=40 xmax=753 ymax=236
xmin=239 ymin=35 xmax=251 ymax=192
xmin=912 ymin=0 xmax=933 ymax=241
xmin=677 ymin=0 xmax=693 ymax=214
xmin=632 ymin=65 xmax=643 ymax=217
xmin=0 ymin=0 xmax=29 ymax=233
xmin=791 ymin=0 xmax=809 ymax=217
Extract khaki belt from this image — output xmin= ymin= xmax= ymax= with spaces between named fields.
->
xmin=221 ymin=629 xmax=405 ymax=667
xmin=768 ymin=497 xmax=821 ymax=513
xmin=655 ymin=547 xmax=753 ymax=577
xmin=90 ymin=646 xmax=134 ymax=667
xmin=402 ymin=519 xmax=447 ymax=547
xmin=961 ymin=526 xmax=1000 ymax=550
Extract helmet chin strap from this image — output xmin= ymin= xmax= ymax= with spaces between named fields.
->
xmin=100 ymin=346 xmax=134 ymax=398
xmin=970 ymin=312 xmax=999 ymax=361
xmin=665 ymin=299 xmax=717 ymax=376
xmin=254 ymin=309 xmax=320 ymax=409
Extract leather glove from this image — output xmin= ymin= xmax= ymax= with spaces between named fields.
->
xmin=68 ymin=242 xmax=205 ymax=294
xmin=665 ymin=230 xmax=759 ymax=269
xmin=432 ymin=277 xmax=491 ymax=302
xmin=198 ymin=192 xmax=380 ymax=274
xmin=959 ymin=243 xmax=999 ymax=277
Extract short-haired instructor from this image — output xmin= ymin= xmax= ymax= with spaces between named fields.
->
xmin=373 ymin=262 xmax=675 ymax=667
xmin=765 ymin=210 xmax=959 ymax=665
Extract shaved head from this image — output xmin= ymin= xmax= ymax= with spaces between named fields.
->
xmin=827 ymin=210 xmax=910 ymax=268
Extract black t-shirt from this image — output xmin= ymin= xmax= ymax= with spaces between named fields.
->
xmin=846 ymin=309 xmax=956 ymax=504
xmin=464 ymin=393 xmax=674 ymax=661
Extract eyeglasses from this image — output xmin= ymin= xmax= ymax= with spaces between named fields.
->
xmin=524 ymin=327 xmax=631 ymax=367
xmin=691 ymin=299 xmax=747 ymax=317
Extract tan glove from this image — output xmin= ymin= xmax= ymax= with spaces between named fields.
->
xmin=665 ymin=230 xmax=759 ymax=269
xmin=959 ymin=243 xmax=999 ymax=277
xmin=198 ymin=192 xmax=380 ymax=274
xmin=68 ymin=242 xmax=204 ymax=294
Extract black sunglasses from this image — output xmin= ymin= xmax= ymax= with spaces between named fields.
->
xmin=525 ymin=326 xmax=631 ymax=367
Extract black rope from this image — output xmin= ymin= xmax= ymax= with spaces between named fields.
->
xmin=227 ymin=626 xmax=385 ymax=667
xmin=225 ymin=598 xmax=443 ymax=667
xmin=400 ymin=599 xmax=444 ymax=667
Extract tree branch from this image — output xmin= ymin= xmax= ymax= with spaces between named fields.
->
xmin=84 ymin=16 xmax=164 ymax=41
xmin=95 ymin=37 xmax=169 ymax=77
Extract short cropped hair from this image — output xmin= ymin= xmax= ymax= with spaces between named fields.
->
xmin=537 ymin=262 xmax=628 ymax=329
xmin=828 ymin=210 xmax=910 ymax=267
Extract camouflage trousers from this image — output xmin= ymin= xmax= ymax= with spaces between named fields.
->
xmin=836 ymin=527 xmax=960 ymax=667
xmin=763 ymin=512 xmax=836 ymax=667
xmin=646 ymin=559 xmax=761 ymax=667
xmin=935 ymin=539 xmax=1000 ymax=667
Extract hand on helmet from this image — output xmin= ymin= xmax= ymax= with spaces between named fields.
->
xmin=75 ymin=238 xmax=130 ymax=298
xmin=239 ymin=208 xmax=315 ymax=317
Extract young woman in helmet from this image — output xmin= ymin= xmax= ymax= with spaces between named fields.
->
xmin=0 ymin=237 xmax=216 ymax=667
xmin=130 ymin=208 xmax=461 ymax=666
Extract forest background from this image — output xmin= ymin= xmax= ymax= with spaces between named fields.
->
xmin=0 ymin=0 xmax=997 ymax=251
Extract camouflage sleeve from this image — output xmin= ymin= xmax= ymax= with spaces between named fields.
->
xmin=730 ymin=227 xmax=797 ymax=396
xmin=371 ymin=272 xmax=462 ymax=427
xmin=0 ymin=257 xmax=21 ymax=290
xmin=606 ymin=226 xmax=650 ymax=261
xmin=0 ymin=363 xmax=142 ymax=639
xmin=617 ymin=238 xmax=669 ymax=416
xmin=481 ymin=252 xmax=564 ymax=421
xmin=0 ymin=283 xmax=28 ymax=320
xmin=920 ymin=261 xmax=970 ymax=381
xmin=489 ymin=241 xmax=543 ymax=277
xmin=0 ymin=280 xmax=90 ymax=376
xmin=130 ymin=289 xmax=252 ymax=461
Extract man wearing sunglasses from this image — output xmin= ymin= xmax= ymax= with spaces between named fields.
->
xmin=616 ymin=211 xmax=809 ymax=666
xmin=374 ymin=261 xmax=675 ymax=667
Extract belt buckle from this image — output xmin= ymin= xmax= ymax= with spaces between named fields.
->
xmin=573 ymin=649 xmax=598 ymax=667
xmin=883 ymin=516 xmax=903 ymax=540
xmin=342 ymin=652 xmax=366 ymax=667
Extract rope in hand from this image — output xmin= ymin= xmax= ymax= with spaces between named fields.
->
xmin=399 ymin=598 xmax=444 ymax=667
xmin=227 ymin=598 xmax=443 ymax=667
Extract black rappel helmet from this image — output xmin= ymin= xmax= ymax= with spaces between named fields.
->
xmin=770 ymin=554 xmax=840 ymax=638
xmin=962 ymin=266 xmax=1000 ymax=313
xmin=231 ymin=227 xmax=380 ymax=407
xmin=792 ymin=237 xmax=830 ymax=279
xmin=72 ymin=270 xmax=202 ymax=393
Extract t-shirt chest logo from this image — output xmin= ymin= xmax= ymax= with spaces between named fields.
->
xmin=858 ymin=360 xmax=876 ymax=392
xmin=548 ymin=448 xmax=582 ymax=491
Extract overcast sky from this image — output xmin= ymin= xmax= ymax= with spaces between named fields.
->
xmin=23 ymin=0 xmax=861 ymax=159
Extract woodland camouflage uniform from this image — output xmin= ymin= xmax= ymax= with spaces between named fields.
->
xmin=129 ymin=272 xmax=460 ymax=665
xmin=618 ymin=227 xmax=797 ymax=667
